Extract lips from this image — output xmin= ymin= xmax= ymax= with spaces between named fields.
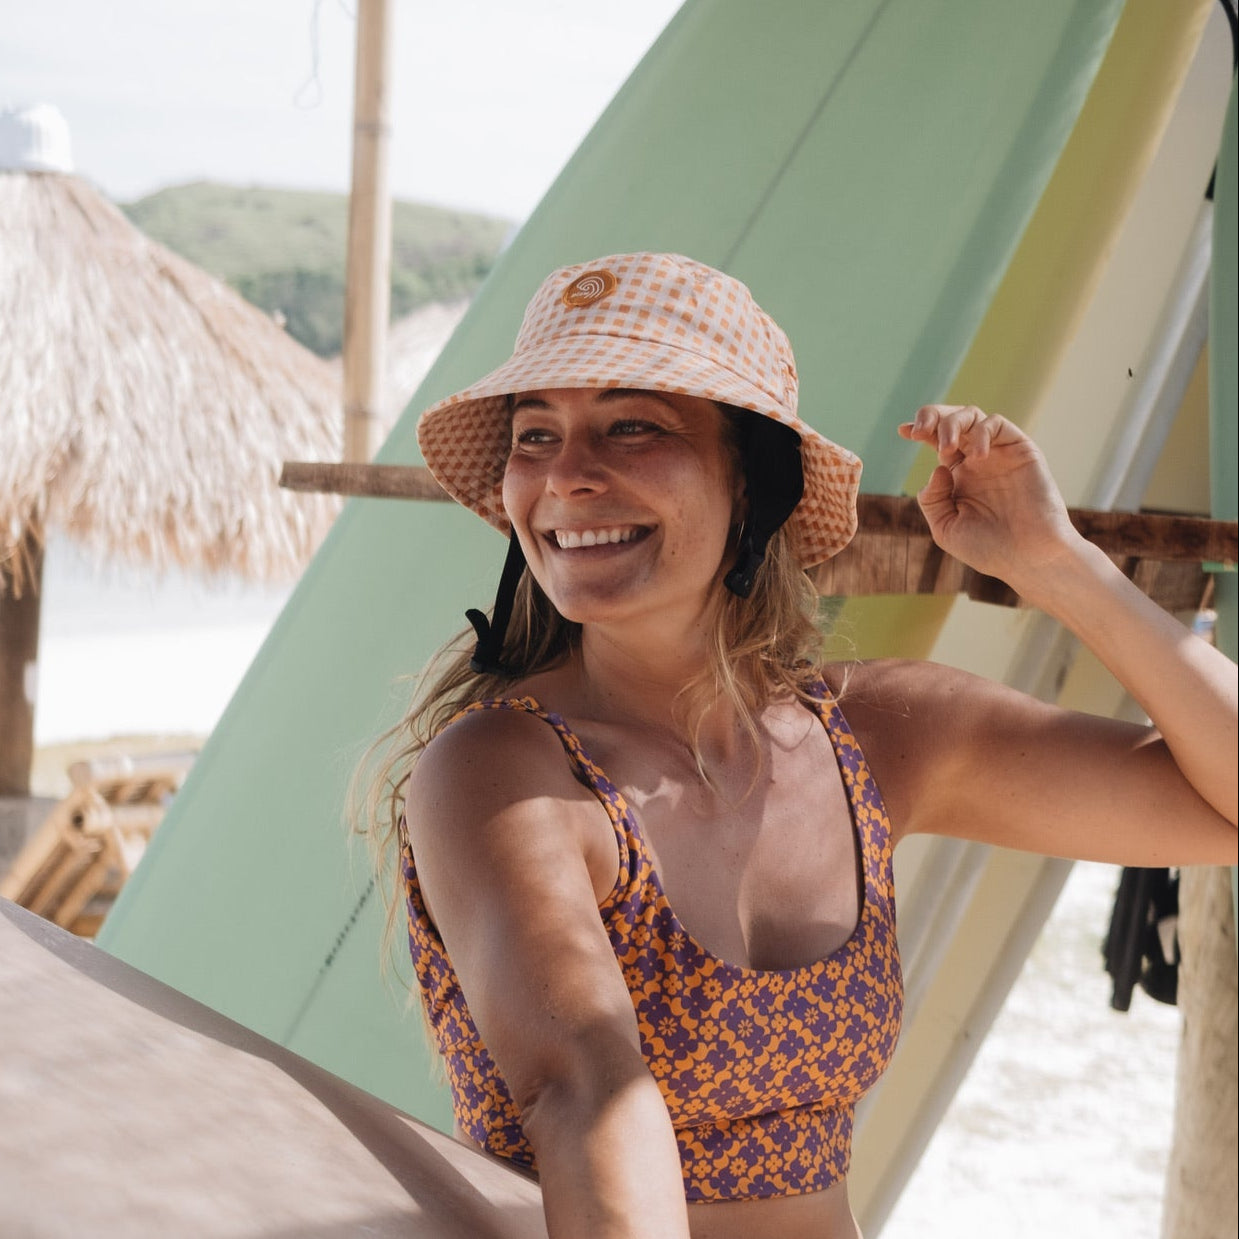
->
xmin=551 ymin=525 xmax=647 ymax=549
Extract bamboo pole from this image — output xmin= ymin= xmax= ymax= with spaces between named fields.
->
xmin=281 ymin=460 xmax=448 ymax=502
xmin=0 ymin=530 xmax=43 ymax=797
xmin=342 ymin=0 xmax=394 ymax=464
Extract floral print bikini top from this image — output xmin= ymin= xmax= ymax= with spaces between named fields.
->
xmin=402 ymin=681 xmax=903 ymax=1202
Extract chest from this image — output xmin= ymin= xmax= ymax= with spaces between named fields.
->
xmin=587 ymin=719 xmax=863 ymax=971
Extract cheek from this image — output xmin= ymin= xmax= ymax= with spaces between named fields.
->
xmin=501 ymin=466 xmax=554 ymax=576
xmin=707 ymin=457 xmax=744 ymax=530
xmin=500 ymin=462 xmax=530 ymax=525
xmin=672 ymin=470 xmax=740 ymax=569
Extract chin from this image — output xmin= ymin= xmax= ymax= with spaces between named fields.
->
xmin=545 ymin=592 xmax=634 ymax=626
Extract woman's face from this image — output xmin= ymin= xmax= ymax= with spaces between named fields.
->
xmin=501 ymin=387 xmax=743 ymax=630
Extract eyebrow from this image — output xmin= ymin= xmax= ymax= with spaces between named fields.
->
xmin=598 ymin=388 xmax=664 ymax=403
xmin=510 ymin=388 xmax=673 ymax=411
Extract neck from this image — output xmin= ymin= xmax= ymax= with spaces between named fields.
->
xmin=568 ymin=616 xmax=753 ymax=766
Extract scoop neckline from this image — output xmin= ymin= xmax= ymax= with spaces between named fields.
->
xmin=479 ymin=691 xmax=875 ymax=981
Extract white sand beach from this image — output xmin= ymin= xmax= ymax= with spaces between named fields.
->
xmin=884 ymin=859 xmax=1179 ymax=1238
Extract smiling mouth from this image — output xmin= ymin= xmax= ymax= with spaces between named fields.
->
xmin=551 ymin=525 xmax=648 ymax=549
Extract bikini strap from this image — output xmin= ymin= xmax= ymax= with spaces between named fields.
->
xmin=450 ymin=697 xmax=637 ymax=910
xmin=806 ymin=679 xmax=895 ymax=899
xmin=446 ymin=696 xmax=602 ymax=784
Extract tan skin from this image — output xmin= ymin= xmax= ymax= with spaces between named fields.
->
xmin=407 ymin=389 xmax=1238 ymax=1239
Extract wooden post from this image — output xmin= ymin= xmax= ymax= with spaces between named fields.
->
xmin=0 ymin=530 xmax=43 ymax=797
xmin=342 ymin=0 xmax=394 ymax=464
xmin=1160 ymin=865 xmax=1238 ymax=1238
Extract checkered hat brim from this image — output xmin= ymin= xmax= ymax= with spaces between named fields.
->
xmin=417 ymin=253 xmax=861 ymax=567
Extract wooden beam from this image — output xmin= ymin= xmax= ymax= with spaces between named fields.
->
xmin=281 ymin=460 xmax=447 ymax=502
xmin=814 ymin=497 xmax=1232 ymax=611
xmin=846 ymin=494 xmax=1236 ymax=564
xmin=280 ymin=460 xmax=1237 ymax=612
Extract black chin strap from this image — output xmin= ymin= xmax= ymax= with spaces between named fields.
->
xmin=466 ymin=530 xmax=527 ymax=675
xmin=723 ymin=415 xmax=804 ymax=599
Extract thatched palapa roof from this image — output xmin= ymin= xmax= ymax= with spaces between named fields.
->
xmin=0 ymin=104 xmax=342 ymax=591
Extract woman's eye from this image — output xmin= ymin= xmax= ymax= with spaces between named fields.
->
xmin=513 ymin=427 xmax=556 ymax=447
xmin=610 ymin=419 xmax=662 ymax=437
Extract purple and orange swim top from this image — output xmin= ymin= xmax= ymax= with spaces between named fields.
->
xmin=403 ymin=681 xmax=903 ymax=1201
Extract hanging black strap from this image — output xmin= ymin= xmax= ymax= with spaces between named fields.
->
xmin=724 ymin=415 xmax=804 ymax=598
xmin=1103 ymin=866 xmax=1180 ymax=1011
xmin=466 ymin=530 xmax=527 ymax=675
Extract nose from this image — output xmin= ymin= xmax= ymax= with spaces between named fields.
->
xmin=544 ymin=430 xmax=607 ymax=497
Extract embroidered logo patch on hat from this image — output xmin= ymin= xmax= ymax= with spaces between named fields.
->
xmin=561 ymin=269 xmax=618 ymax=308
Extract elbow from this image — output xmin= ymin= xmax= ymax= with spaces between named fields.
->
xmin=501 ymin=1022 xmax=689 ymax=1235
xmin=510 ymin=1023 xmax=660 ymax=1151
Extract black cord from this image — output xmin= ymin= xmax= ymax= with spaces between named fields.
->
xmin=467 ymin=530 xmax=527 ymax=674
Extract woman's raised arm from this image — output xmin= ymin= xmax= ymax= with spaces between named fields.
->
xmin=405 ymin=708 xmax=690 ymax=1239
xmin=876 ymin=406 xmax=1237 ymax=858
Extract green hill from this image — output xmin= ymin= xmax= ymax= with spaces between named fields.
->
xmin=121 ymin=182 xmax=512 ymax=357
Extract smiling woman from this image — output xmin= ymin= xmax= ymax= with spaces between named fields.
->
xmin=357 ymin=252 xmax=1237 ymax=1239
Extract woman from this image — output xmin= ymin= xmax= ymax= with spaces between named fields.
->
xmin=367 ymin=252 xmax=1236 ymax=1238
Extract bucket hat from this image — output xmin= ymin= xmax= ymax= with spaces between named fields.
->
xmin=417 ymin=252 xmax=861 ymax=569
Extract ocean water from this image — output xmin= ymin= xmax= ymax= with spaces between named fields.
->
xmin=31 ymin=537 xmax=1182 ymax=1234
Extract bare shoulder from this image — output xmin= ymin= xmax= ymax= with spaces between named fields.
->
xmin=821 ymin=658 xmax=1063 ymax=842
xmin=407 ymin=701 xmax=617 ymax=911
xmin=408 ymin=704 xmax=598 ymax=838
xmin=821 ymin=658 xmax=1229 ymax=865
xmin=825 ymin=656 xmax=1007 ymax=727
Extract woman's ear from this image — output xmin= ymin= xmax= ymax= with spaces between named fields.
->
xmin=731 ymin=481 xmax=749 ymax=528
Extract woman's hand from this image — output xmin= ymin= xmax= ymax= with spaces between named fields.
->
xmin=897 ymin=404 xmax=1081 ymax=594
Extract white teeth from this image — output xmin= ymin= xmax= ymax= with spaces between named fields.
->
xmin=554 ymin=527 xmax=638 ymax=549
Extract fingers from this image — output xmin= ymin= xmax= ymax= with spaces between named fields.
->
xmin=916 ymin=463 xmax=958 ymax=525
xmin=897 ymin=405 xmax=1019 ymax=465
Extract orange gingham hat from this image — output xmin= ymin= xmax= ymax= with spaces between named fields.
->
xmin=417 ymin=252 xmax=861 ymax=567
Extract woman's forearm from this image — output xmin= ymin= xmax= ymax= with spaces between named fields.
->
xmin=1014 ymin=537 xmax=1238 ymax=825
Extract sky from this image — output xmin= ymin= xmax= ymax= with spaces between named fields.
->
xmin=1 ymin=0 xmax=685 ymax=220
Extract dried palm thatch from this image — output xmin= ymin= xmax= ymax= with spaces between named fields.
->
xmin=0 ymin=170 xmax=343 ymax=594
